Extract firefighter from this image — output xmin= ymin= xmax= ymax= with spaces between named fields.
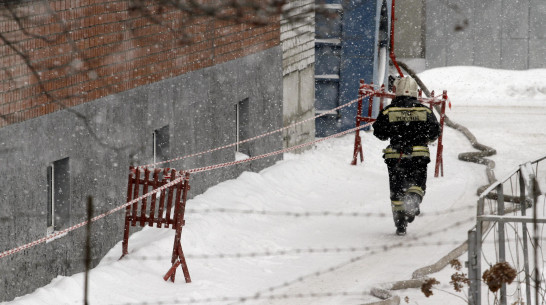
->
xmin=372 ymin=76 xmax=440 ymax=235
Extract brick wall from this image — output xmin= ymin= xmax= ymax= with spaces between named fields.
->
xmin=280 ymin=0 xmax=315 ymax=150
xmin=0 ymin=0 xmax=280 ymax=128
xmin=280 ymin=0 xmax=314 ymax=76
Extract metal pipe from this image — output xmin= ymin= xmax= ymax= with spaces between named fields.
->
xmin=84 ymin=196 xmax=93 ymax=305
xmin=496 ymin=183 xmax=507 ymax=305
xmin=533 ymin=173 xmax=540 ymax=305
xmin=389 ymin=0 xmax=404 ymax=77
xmin=519 ymin=170 xmax=532 ymax=304
xmin=476 ymin=197 xmax=484 ymax=305
xmin=468 ymin=229 xmax=479 ymax=305
xmin=477 ymin=216 xmax=546 ymax=224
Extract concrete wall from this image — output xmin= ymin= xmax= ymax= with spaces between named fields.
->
xmin=426 ymin=0 xmax=546 ymax=70
xmin=281 ymin=0 xmax=315 ymax=150
xmin=392 ymin=0 xmax=427 ymax=73
xmin=282 ymin=66 xmax=315 ymax=150
xmin=394 ymin=0 xmax=426 ymax=59
xmin=0 ymin=47 xmax=283 ymax=302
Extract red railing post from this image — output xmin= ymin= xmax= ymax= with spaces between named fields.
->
xmin=122 ymin=167 xmax=192 ymax=283
xmin=164 ymin=172 xmax=191 ymax=283
xmin=367 ymin=94 xmax=374 ymax=118
xmin=121 ymin=167 xmax=135 ymax=258
xmin=140 ymin=168 xmax=150 ymax=226
xmin=434 ymin=91 xmax=447 ymax=177
xmin=157 ymin=168 xmax=169 ymax=228
xmin=351 ymin=79 xmax=365 ymax=165
xmin=165 ymin=169 xmax=176 ymax=228
xmin=379 ymin=84 xmax=386 ymax=110
xmin=130 ymin=168 xmax=140 ymax=226
xmin=149 ymin=169 xmax=160 ymax=227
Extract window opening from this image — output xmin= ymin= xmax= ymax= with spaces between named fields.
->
xmin=235 ymin=99 xmax=250 ymax=156
xmin=153 ymin=125 xmax=170 ymax=167
xmin=47 ymin=157 xmax=70 ymax=234
xmin=47 ymin=166 xmax=54 ymax=234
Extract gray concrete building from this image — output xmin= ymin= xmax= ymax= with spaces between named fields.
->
xmin=426 ymin=0 xmax=546 ymax=70
xmin=281 ymin=0 xmax=316 ymax=150
xmin=1 ymin=0 xmax=322 ymax=298
xmin=391 ymin=0 xmax=545 ymax=71
xmin=0 ymin=48 xmax=284 ymax=301
xmin=393 ymin=0 xmax=427 ymax=72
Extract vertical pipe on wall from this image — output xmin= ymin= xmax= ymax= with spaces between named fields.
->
xmin=84 ymin=196 xmax=93 ymax=305
xmin=389 ymin=0 xmax=404 ymax=77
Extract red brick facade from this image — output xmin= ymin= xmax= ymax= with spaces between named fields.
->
xmin=0 ymin=0 xmax=280 ymax=128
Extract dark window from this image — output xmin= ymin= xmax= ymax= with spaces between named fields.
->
xmin=235 ymin=98 xmax=250 ymax=156
xmin=47 ymin=157 xmax=71 ymax=233
xmin=47 ymin=166 xmax=53 ymax=233
xmin=153 ymin=125 xmax=170 ymax=166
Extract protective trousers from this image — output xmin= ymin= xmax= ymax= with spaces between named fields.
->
xmin=385 ymin=156 xmax=429 ymax=212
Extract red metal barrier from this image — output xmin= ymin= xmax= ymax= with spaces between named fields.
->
xmin=434 ymin=90 xmax=448 ymax=177
xmin=121 ymin=166 xmax=191 ymax=283
xmin=351 ymin=80 xmax=386 ymax=165
xmin=351 ymin=80 xmax=449 ymax=178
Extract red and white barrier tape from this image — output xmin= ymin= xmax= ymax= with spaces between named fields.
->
xmin=0 ymin=123 xmax=371 ymax=260
xmin=182 ymin=122 xmax=373 ymax=175
xmin=137 ymin=93 xmax=373 ymax=169
xmin=0 ymin=176 xmax=187 ymax=260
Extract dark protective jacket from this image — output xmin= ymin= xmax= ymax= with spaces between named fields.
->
xmin=372 ymin=96 xmax=440 ymax=154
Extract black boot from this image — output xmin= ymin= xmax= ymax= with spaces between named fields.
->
xmin=393 ymin=211 xmax=407 ymax=236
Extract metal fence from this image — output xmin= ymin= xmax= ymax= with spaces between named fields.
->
xmin=468 ymin=155 xmax=546 ymax=305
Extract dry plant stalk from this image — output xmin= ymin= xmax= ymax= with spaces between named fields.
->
xmin=450 ymin=272 xmax=470 ymax=292
xmin=449 ymin=259 xmax=470 ymax=292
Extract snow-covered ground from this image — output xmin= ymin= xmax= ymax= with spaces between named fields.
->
xmin=3 ymin=67 xmax=546 ymax=305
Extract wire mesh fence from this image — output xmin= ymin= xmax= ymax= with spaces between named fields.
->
xmin=468 ymin=154 xmax=546 ymax=305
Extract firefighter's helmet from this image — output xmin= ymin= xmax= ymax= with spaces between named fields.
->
xmin=394 ymin=77 xmax=418 ymax=98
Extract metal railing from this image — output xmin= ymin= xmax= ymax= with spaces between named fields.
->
xmin=468 ymin=154 xmax=546 ymax=305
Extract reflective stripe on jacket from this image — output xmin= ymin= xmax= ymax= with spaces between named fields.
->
xmin=381 ymin=107 xmax=432 ymax=123
xmin=382 ymin=146 xmax=430 ymax=159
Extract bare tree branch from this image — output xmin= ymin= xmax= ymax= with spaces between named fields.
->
xmin=0 ymin=0 xmax=314 ymax=155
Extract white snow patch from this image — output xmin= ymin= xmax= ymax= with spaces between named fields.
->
xmin=3 ymin=67 xmax=546 ymax=305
